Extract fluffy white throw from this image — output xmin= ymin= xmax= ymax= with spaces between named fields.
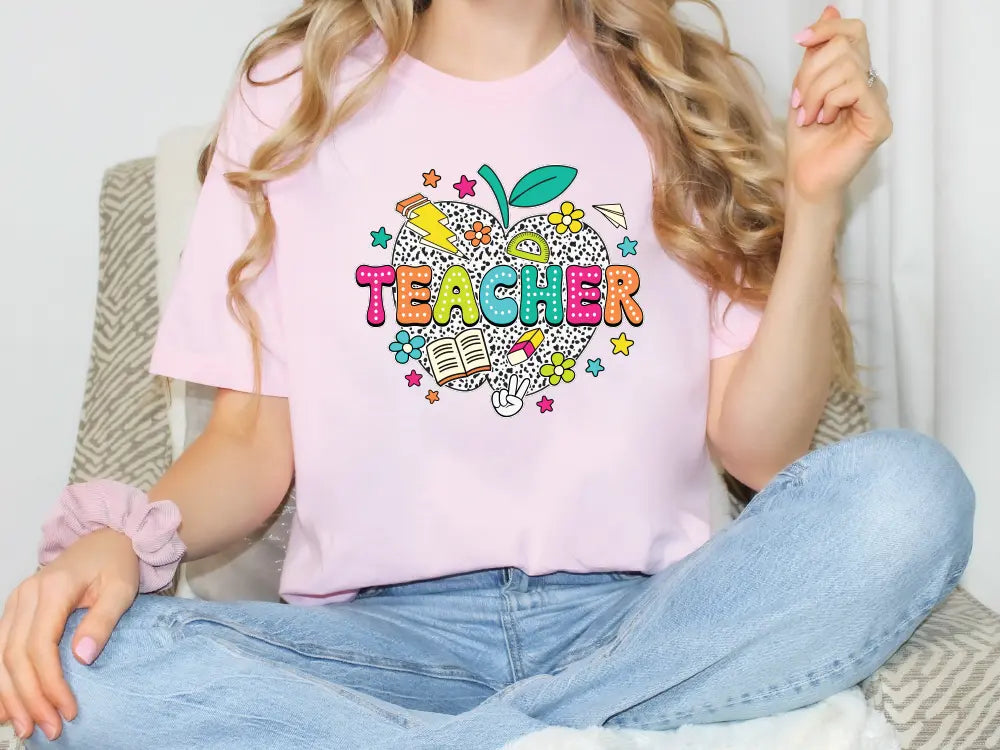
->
xmin=503 ymin=687 xmax=899 ymax=750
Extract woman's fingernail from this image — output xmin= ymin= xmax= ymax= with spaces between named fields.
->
xmin=14 ymin=720 xmax=30 ymax=738
xmin=75 ymin=636 xmax=98 ymax=665
xmin=791 ymin=88 xmax=802 ymax=108
xmin=817 ymin=108 xmax=825 ymax=123
xmin=41 ymin=722 xmax=58 ymax=740
xmin=797 ymin=107 xmax=806 ymax=127
xmin=794 ymin=28 xmax=815 ymax=44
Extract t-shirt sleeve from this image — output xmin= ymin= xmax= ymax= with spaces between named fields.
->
xmin=709 ymin=286 xmax=764 ymax=360
xmin=149 ymin=75 xmax=290 ymax=396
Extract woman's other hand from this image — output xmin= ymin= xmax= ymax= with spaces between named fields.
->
xmin=787 ymin=5 xmax=893 ymax=205
xmin=0 ymin=528 xmax=139 ymax=741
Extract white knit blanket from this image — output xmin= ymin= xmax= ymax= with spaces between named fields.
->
xmin=504 ymin=687 xmax=900 ymax=750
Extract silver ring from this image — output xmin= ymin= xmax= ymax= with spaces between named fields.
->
xmin=866 ymin=65 xmax=879 ymax=88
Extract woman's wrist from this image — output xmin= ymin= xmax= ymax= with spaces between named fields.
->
xmin=785 ymin=185 xmax=845 ymax=226
xmin=38 ymin=480 xmax=187 ymax=593
xmin=782 ymin=185 xmax=843 ymax=258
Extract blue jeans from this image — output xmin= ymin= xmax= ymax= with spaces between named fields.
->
xmin=31 ymin=428 xmax=974 ymax=749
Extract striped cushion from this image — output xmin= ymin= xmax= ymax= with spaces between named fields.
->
xmin=67 ymin=158 xmax=177 ymax=595
xmin=68 ymin=158 xmax=174 ymax=492
xmin=864 ymin=588 xmax=1000 ymax=748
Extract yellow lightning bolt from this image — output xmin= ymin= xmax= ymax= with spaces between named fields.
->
xmin=395 ymin=194 xmax=465 ymax=258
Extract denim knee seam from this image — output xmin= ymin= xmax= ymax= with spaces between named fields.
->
xmin=718 ymin=587 xmax=946 ymax=713
xmin=65 ymin=663 xmax=324 ymax=742
xmin=608 ymin=582 xmax=952 ymax=730
xmin=170 ymin=614 xmax=499 ymax=689
xmin=202 ymin=635 xmax=425 ymax=729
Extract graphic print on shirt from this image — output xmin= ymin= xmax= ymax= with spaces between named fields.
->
xmin=355 ymin=163 xmax=643 ymax=418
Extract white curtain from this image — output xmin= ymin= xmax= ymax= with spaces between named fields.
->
xmin=703 ymin=0 xmax=1000 ymax=610
xmin=841 ymin=0 xmax=998 ymax=612
xmin=838 ymin=0 xmax=936 ymax=433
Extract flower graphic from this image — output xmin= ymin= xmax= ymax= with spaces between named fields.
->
xmin=388 ymin=330 xmax=425 ymax=364
xmin=547 ymin=201 xmax=585 ymax=235
xmin=464 ymin=221 xmax=492 ymax=247
xmin=539 ymin=352 xmax=576 ymax=385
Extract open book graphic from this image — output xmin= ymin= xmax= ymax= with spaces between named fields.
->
xmin=426 ymin=329 xmax=492 ymax=385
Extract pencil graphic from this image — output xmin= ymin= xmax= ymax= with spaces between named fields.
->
xmin=396 ymin=194 xmax=465 ymax=259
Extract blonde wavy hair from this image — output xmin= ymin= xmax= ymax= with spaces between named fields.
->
xmin=200 ymin=0 xmax=862 ymax=396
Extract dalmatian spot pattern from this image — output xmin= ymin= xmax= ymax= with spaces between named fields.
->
xmin=390 ymin=201 xmax=609 ymax=396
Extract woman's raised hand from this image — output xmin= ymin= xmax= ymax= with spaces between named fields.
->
xmin=0 ymin=528 xmax=140 ymax=741
xmin=786 ymin=5 xmax=893 ymax=204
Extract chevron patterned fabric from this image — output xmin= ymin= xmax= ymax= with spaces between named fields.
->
xmin=66 ymin=158 xmax=176 ymax=596
xmin=68 ymin=158 xmax=174 ymax=492
xmin=864 ymin=588 xmax=1000 ymax=748
xmin=810 ymin=386 xmax=873 ymax=450
xmin=14 ymin=158 xmax=991 ymax=750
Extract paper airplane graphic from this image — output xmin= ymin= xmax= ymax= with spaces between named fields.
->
xmin=592 ymin=203 xmax=627 ymax=230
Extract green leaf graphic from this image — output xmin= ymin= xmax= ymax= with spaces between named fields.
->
xmin=478 ymin=164 xmax=510 ymax=228
xmin=509 ymin=166 xmax=578 ymax=208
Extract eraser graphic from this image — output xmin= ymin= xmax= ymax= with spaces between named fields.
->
xmin=507 ymin=328 xmax=545 ymax=365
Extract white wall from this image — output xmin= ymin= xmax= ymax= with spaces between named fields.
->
xmin=935 ymin=5 xmax=1000 ymax=611
xmin=0 ymin=1 xmax=295 ymax=597
xmin=1 ymin=2 xmax=996 ymax=612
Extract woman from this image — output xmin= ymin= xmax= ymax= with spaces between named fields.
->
xmin=2 ymin=0 xmax=974 ymax=747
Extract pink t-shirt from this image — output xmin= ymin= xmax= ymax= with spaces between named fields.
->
xmin=150 ymin=34 xmax=764 ymax=605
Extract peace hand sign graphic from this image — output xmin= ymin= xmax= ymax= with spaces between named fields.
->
xmin=491 ymin=375 xmax=531 ymax=418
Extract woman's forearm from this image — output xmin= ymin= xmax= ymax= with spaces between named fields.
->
xmin=714 ymin=194 xmax=842 ymax=489
xmin=147 ymin=392 xmax=294 ymax=561
xmin=714 ymin=0 xmax=895 ymax=490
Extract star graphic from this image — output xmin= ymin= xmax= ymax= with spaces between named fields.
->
xmin=611 ymin=333 xmax=635 ymax=356
xmin=536 ymin=395 xmax=554 ymax=413
xmin=426 ymin=389 xmax=440 ymax=404
xmin=453 ymin=175 xmax=477 ymax=199
xmin=422 ymin=168 xmax=441 ymax=188
xmin=405 ymin=370 xmax=423 ymax=387
xmin=586 ymin=358 xmax=605 ymax=377
xmin=617 ymin=236 xmax=638 ymax=257
xmin=370 ymin=227 xmax=392 ymax=249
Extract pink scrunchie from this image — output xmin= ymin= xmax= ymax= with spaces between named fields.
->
xmin=37 ymin=479 xmax=186 ymax=593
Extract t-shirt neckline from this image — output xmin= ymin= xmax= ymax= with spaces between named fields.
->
xmin=391 ymin=34 xmax=579 ymax=101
